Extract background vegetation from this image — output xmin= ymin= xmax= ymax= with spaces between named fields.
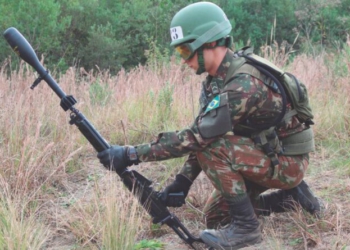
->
xmin=1 ymin=0 xmax=350 ymax=73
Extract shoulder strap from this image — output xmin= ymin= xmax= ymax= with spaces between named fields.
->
xmin=224 ymin=47 xmax=288 ymax=130
xmin=224 ymin=57 xmax=246 ymax=84
xmin=244 ymin=60 xmax=288 ymax=130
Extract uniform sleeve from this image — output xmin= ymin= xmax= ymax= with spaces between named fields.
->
xmin=178 ymin=153 xmax=202 ymax=181
xmin=135 ymin=74 xmax=267 ymax=162
xmin=135 ymin=121 xmax=217 ymax=162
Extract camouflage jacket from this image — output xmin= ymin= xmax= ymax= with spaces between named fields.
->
xmin=135 ymin=49 xmax=306 ymax=181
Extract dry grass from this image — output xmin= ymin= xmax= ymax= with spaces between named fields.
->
xmin=0 ymin=40 xmax=350 ymax=250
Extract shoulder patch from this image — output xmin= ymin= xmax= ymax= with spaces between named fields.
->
xmin=205 ymin=95 xmax=220 ymax=113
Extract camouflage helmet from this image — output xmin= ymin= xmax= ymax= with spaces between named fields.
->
xmin=169 ymin=2 xmax=232 ymax=50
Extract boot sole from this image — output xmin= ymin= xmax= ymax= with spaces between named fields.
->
xmin=201 ymin=234 xmax=263 ymax=250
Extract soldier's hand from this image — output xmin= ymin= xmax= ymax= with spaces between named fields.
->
xmin=159 ymin=174 xmax=192 ymax=207
xmin=97 ymin=145 xmax=139 ymax=172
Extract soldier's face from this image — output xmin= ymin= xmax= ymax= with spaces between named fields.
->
xmin=181 ymin=52 xmax=199 ymax=72
xmin=203 ymin=47 xmax=216 ymax=75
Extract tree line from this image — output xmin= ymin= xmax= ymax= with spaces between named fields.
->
xmin=1 ymin=0 xmax=349 ymax=74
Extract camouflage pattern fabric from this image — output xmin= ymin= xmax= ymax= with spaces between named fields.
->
xmin=135 ymin=49 xmax=309 ymax=227
xmin=203 ymin=176 xmax=269 ymax=229
xmin=197 ymin=134 xmax=308 ymax=228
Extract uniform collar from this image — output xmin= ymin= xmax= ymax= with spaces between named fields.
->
xmin=205 ymin=50 xmax=235 ymax=93
xmin=213 ymin=49 xmax=235 ymax=81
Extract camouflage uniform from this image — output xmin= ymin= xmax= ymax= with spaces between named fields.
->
xmin=136 ymin=49 xmax=309 ymax=228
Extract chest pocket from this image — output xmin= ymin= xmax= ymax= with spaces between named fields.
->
xmin=197 ymin=92 xmax=232 ymax=139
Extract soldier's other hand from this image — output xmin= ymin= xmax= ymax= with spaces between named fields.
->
xmin=159 ymin=174 xmax=192 ymax=207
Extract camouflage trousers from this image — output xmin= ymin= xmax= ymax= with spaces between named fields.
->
xmin=196 ymin=134 xmax=309 ymax=229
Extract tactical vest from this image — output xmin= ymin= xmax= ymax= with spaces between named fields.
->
xmin=225 ymin=47 xmax=314 ymax=127
xmin=198 ymin=47 xmax=315 ymax=165
xmin=233 ymin=47 xmax=315 ymax=158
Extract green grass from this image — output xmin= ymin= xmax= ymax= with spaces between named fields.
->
xmin=134 ymin=239 xmax=164 ymax=250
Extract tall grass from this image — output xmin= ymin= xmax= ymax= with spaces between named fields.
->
xmin=0 ymin=175 xmax=49 ymax=250
xmin=59 ymin=174 xmax=144 ymax=249
xmin=0 ymin=39 xmax=350 ymax=249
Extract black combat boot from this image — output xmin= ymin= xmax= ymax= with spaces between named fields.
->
xmin=200 ymin=194 xmax=262 ymax=250
xmin=257 ymin=180 xmax=322 ymax=217
xmin=257 ymin=188 xmax=289 ymax=216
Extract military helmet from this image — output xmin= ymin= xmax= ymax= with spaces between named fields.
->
xmin=169 ymin=2 xmax=232 ymax=50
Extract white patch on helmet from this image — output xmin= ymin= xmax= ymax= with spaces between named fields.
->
xmin=170 ymin=26 xmax=184 ymax=41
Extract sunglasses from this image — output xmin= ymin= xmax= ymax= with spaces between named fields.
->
xmin=175 ymin=43 xmax=196 ymax=60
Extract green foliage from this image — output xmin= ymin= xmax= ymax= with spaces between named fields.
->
xmin=294 ymin=0 xmax=350 ymax=53
xmin=114 ymin=1 xmax=155 ymax=67
xmin=1 ymin=0 xmax=350 ymax=73
xmin=56 ymin=0 xmax=112 ymax=71
xmin=80 ymin=23 xmax=124 ymax=74
xmin=0 ymin=0 xmax=69 ymax=69
xmin=134 ymin=239 xmax=164 ymax=250
xmin=212 ymin=0 xmax=297 ymax=47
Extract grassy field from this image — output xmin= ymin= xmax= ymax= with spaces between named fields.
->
xmin=0 ymin=41 xmax=350 ymax=250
